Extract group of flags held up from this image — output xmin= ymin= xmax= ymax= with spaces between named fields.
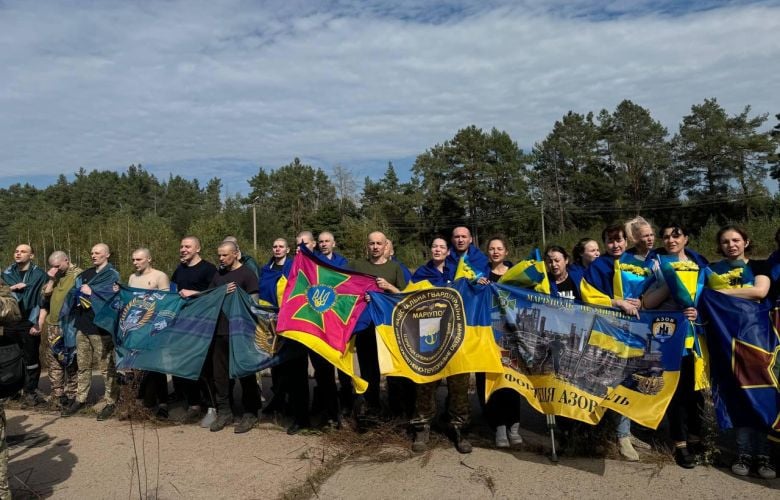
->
xmin=59 ymin=246 xmax=779 ymax=435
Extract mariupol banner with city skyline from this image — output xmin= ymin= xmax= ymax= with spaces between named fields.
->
xmin=485 ymin=283 xmax=688 ymax=428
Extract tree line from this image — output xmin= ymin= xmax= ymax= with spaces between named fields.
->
xmin=1 ymin=97 xmax=778 ymax=277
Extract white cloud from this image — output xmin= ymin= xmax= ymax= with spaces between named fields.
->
xmin=0 ymin=0 xmax=778 ymax=190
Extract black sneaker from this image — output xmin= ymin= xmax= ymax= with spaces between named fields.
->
xmin=96 ymin=404 xmax=116 ymax=421
xmin=58 ymin=395 xmax=70 ymax=408
xmin=287 ymin=423 xmax=304 ymax=435
xmin=61 ymin=400 xmax=84 ymax=417
xmin=154 ymin=405 xmax=169 ymax=420
xmin=182 ymin=406 xmax=202 ymax=424
xmin=674 ymin=447 xmax=696 ymax=469
xmin=756 ymin=455 xmax=776 ymax=480
xmin=731 ymin=454 xmax=752 ymax=477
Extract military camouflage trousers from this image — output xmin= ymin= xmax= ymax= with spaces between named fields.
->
xmin=45 ymin=324 xmax=77 ymax=399
xmin=76 ymin=331 xmax=119 ymax=405
xmin=411 ymin=373 xmax=471 ymax=429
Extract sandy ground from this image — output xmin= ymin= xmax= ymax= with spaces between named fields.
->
xmin=4 ymin=373 xmax=779 ymax=499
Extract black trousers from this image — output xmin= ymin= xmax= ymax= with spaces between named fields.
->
xmin=209 ymin=334 xmax=261 ymax=415
xmin=355 ymin=327 xmax=415 ymax=417
xmin=172 ymin=376 xmax=206 ymax=407
xmin=475 ymin=372 xmax=522 ymax=429
xmin=668 ymin=354 xmax=703 ymax=443
xmin=139 ymin=371 xmax=168 ymax=407
xmin=286 ymin=352 xmax=312 ymax=426
xmin=311 ymin=350 xmax=339 ymax=421
xmin=4 ymin=326 xmax=41 ymax=393
xmin=355 ymin=327 xmax=381 ymax=410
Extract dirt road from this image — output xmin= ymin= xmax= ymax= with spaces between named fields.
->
xmin=6 ymin=408 xmax=777 ymax=499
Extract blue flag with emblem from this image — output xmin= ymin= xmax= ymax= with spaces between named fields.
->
xmin=699 ymin=288 xmax=780 ymax=433
xmin=94 ymin=284 xmax=293 ymax=379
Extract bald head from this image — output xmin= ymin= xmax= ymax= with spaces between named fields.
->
xmin=317 ymin=231 xmax=336 ymax=256
xmin=48 ymin=250 xmax=71 ymax=274
xmin=131 ymin=248 xmax=153 ymax=273
xmin=451 ymin=227 xmax=472 ymax=254
xmin=180 ymin=236 xmax=202 ymax=265
xmin=383 ymin=239 xmax=395 ymax=259
xmin=296 ymin=231 xmax=316 ymax=252
xmin=13 ymin=244 xmax=34 ymax=267
xmin=217 ymin=241 xmax=240 ymax=270
xmin=90 ymin=243 xmax=110 ymax=269
xmin=367 ymin=231 xmax=388 ymax=261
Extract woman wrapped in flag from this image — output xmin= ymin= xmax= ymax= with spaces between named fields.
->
xmin=625 ymin=216 xmax=656 ymax=261
xmin=409 ymin=237 xmax=472 ymax=454
xmin=406 ymin=237 xmax=451 ymax=290
xmin=640 ymin=223 xmax=708 ymax=469
xmin=580 ymin=223 xmax=653 ymax=462
xmin=705 ymin=225 xmax=774 ymax=480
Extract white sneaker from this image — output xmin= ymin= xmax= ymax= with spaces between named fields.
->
xmin=200 ymin=407 xmax=217 ymax=428
xmin=508 ymin=423 xmax=523 ymax=446
xmin=618 ymin=436 xmax=640 ymax=462
xmin=495 ymin=425 xmax=509 ymax=448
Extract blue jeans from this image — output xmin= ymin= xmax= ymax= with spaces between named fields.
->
xmin=615 ymin=413 xmax=631 ymax=438
xmin=735 ymin=426 xmax=770 ymax=456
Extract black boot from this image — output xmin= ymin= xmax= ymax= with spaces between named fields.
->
xmin=453 ymin=427 xmax=472 ymax=454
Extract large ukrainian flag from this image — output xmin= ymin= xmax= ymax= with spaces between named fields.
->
xmin=368 ymin=279 xmax=503 ymax=384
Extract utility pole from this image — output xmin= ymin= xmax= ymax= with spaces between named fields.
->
xmin=540 ymin=199 xmax=546 ymax=249
xmin=252 ymin=196 xmax=260 ymax=252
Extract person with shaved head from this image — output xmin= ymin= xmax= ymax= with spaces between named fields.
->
xmin=0 ymin=244 xmax=48 ymax=406
xmin=128 ymin=248 xmax=169 ymax=291
xmin=222 ymin=235 xmax=260 ymax=278
xmin=61 ymin=243 xmax=121 ymax=419
xmin=316 ymin=231 xmax=348 ymax=268
xmin=207 ymin=240 xmax=261 ymax=434
xmin=125 ymin=248 xmax=172 ymax=418
xmin=444 ymin=226 xmax=489 ymax=281
xmin=171 ymin=236 xmax=218 ymax=425
xmin=39 ymin=250 xmax=82 ymax=408
xmin=349 ymin=231 xmax=408 ymax=421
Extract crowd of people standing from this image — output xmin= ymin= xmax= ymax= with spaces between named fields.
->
xmin=0 ymin=216 xmax=777 ymax=500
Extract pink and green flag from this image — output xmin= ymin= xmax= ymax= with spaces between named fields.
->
xmin=277 ymin=246 xmax=379 ymax=393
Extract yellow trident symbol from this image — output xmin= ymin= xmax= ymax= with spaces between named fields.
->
xmin=311 ymin=288 xmax=332 ymax=309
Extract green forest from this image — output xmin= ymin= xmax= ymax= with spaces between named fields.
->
xmin=2 ymin=98 xmax=779 ymax=278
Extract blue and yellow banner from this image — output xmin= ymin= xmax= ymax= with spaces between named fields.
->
xmin=498 ymin=249 xmax=550 ymax=294
xmin=485 ymin=283 xmax=687 ymax=428
xmin=367 ymin=280 xmax=504 ymax=384
xmin=699 ymin=288 xmax=780 ymax=434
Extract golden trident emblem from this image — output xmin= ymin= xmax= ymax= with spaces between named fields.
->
xmin=310 ymin=287 xmax=332 ymax=309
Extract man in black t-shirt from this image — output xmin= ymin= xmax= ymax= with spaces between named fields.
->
xmin=172 ymin=236 xmax=217 ymax=298
xmin=171 ymin=236 xmax=218 ymax=424
xmin=207 ymin=241 xmax=261 ymax=434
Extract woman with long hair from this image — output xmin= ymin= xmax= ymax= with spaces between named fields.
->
xmin=641 ymin=223 xmax=708 ymax=468
xmin=476 ymin=236 xmax=524 ymax=449
xmin=705 ymin=225 xmax=774 ymax=479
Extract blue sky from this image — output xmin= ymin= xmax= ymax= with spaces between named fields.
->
xmin=1 ymin=0 xmax=778 ymax=195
